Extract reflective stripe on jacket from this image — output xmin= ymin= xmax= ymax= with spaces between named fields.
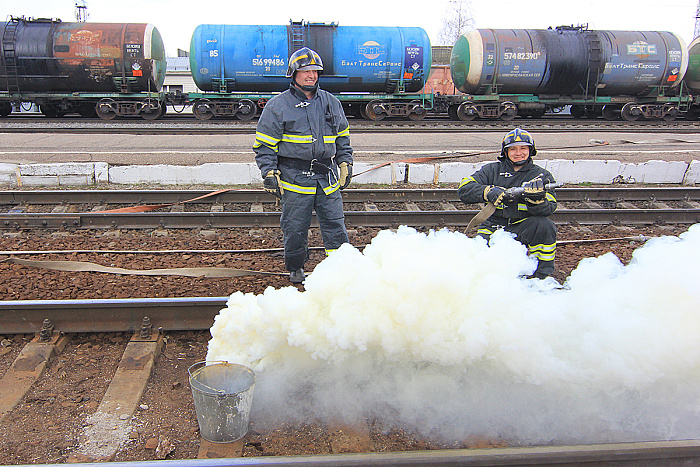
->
xmin=458 ymin=157 xmax=557 ymax=221
xmin=254 ymin=85 xmax=353 ymax=194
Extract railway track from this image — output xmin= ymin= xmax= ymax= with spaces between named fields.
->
xmin=1 ymin=187 xmax=699 ymax=230
xmin=2 ymin=116 xmax=700 ymax=134
xmin=2 ymin=187 xmax=699 ymax=465
xmin=2 ymin=297 xmax=700 ymax=466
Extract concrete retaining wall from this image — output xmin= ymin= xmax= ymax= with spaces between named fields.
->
xmin=0 ymin=160 xmax=698 ymax=187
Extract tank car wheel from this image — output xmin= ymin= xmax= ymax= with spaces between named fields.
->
xmin=498 ymin=102 xmax=517 ymax=121
xmin=456 ymin=102 xmax=477 ymax=121
xmin=236 ymin=99 xmax=257 ymax=121
xmin=447 ymin=105 xmax=460 ymax=121
xmin=0 ymin=102 xmax=11 ymax=117
xmin=621 ymin=103 xmax=641 ymax=122
xmin=359 ymin=104 xmax=369 ymax=120
xmin=139 ymin=98 xmax=163 ymax=121
xmin=587 ymin=108 xmax=600 ymax=119
xmin=685 ymin=107 xmax=700 ymax=121
xmin=572 ymin=106 xmax=599 ymax=119
xmin=96 ymin=99 xmax=118 ymax=120
xmin=662 ymin=105 xmax=679 ymax=122
xmin=569 ymin=105 xmax=586 ymax=118
xmin=365 ymin=100 xmax=385 ymax=121
xmin=78 ymin=103 xmax=97 ymax=118
xmin=408 ymin=101 xmax=426 ymax=121
xmin=193 ymin=99 xmax=214 ymax=120
xmin=529 ymin=108 xmax=546 ymax=119
xmin=256 ymin=98 xmax=268 ymax=109
xmin=40 ymin=104 xmax=59 ymax=118
xmin=141 ymin=104 xmax=164 ymax=121
xmin=344 ymin=104 xmax=362 ymax=118
xmin=602 ymin=105 xmax=619 ymax=121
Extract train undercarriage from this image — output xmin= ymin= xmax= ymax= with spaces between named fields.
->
xmin=0 ymin=91 xmax=166 ymax=120
xmin=2 ymin=90 xmax=698 ymax=122
xmin=439 ymin=91 xmax=696 ymax=122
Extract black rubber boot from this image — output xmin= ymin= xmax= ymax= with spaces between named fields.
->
xmin=290 ymin=268 xmax=305 ymax=284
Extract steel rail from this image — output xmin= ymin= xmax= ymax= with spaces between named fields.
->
xmin=0 ymin=296 xmax=227 ymax=334
xmin=12 ymin=439 xmax=700 ymax=466
xmin=0 ymin=208 xmax=699 ymax=230
xmin=1 ymin=187 xmax=700 ymax=205
xmin=4 ymin=299 xmax=700 ymax=466
xmin=2 ymin=118 xmax=700 ymax=134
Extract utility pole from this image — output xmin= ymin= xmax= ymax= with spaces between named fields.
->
xmin=75 ymin=0 xmax=89 ymax=22
xmin=694 ymin=0 xmax=700 ymax=39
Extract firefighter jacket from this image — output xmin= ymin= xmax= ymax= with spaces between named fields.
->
xmin=458 ymin=156 xmax=557 ymax=223
xmin=253 ymin=84 xmax=353 ymax=195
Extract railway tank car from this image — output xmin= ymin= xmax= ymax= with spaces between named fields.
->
xmin=186 ymin=21 xmax=432 ymax=120
xmin=687 ymin=36 xmax=700 ymax=92
xmin=0 ymin=17 xmax=167 ymax=119
xmin=448 ymin=26 xmax=690 ymax=121
xmin=684 ymin=35 xmax=700 ymax=119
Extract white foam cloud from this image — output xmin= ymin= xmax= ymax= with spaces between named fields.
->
xmin=207 ymin=225 xmax=700 ymax=444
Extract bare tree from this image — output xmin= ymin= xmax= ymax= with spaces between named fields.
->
xmin=437 ymin=0 xmax=475 ymax=46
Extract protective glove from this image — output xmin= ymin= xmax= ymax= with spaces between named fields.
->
xmin=484 ymin=185 xmax=506 ymax=206
xmin=522 ymin=177 xmax=546 ymax=203
xmin=263 ymin=170 xmax=283 ymax=199
xmin=339 ymin=162 xmax=352 ymax=189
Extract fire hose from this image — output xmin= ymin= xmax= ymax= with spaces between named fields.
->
xmin=466 ymin=182 xmax=562 ymax=230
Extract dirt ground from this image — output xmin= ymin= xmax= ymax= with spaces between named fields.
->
xmin=0 ymin=223 xmax=686 ymax=300
xmin=0 ymin=222 xmax=692 ymax=464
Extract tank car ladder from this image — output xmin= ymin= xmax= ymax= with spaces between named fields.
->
xmin=289 ymin=21 xmax=305 ymax=52
xmin=2 ymin=17 xmax=22 ymax=98
xmin=583 ymin=30 xmax=603 ymax=102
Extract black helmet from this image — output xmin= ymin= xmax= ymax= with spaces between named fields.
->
xmin=501 ymin=128 xmax=537 ymax=158
xmin=286 ymin=47 xmax=324 ymax=78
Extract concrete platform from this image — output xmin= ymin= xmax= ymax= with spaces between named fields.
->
xmin=0 ymin=159 xmax=698 ymax=187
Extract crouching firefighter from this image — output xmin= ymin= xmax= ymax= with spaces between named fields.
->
xmin=253 ymin=47 xmax=354 ymax=284
xmin=458 ymin=128 xmax=558 ymax=279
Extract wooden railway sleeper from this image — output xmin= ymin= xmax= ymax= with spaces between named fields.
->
xmin=72 ymin=332 xmax=163 ymax=461
xmin=0 ymin=331 xmax=71 ymax=422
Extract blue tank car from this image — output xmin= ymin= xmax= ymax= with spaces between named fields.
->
xmin=189 ymin=21 xmax=431 ymax=94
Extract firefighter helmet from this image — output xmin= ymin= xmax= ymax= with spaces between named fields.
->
xmin=501 ymin=128 xmax=537 ymax=157
xmin=286 ymin=47 xmax=324 ymax=78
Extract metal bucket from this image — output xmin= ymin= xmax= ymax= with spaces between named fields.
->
xmin=188 ymin=361 xmax=255 ymax=443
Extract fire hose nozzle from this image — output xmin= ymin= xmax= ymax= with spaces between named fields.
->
xmin=505 ymin=182 xmax=562 ymax=199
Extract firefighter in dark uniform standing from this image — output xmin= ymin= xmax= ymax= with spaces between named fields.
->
xmin=458 ymin=128 xmax=557 ymax=279
xmin=254 ymin=47 xmax=353 ymax=284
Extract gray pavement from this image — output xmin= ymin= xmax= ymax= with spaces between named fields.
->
xmin=1 ymin=131 xmax=699 ymax=165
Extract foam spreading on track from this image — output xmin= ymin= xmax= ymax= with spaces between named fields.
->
xmin=208 ymin=224 xmax=700 ymax=445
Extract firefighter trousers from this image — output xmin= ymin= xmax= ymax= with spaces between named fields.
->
xmin=280 ymin=183 xmax=349 ymax=272
xmin=477 ymin=216 xmax=557 ymax=277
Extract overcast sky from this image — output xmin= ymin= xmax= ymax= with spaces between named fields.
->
xmin=4 ymin=0 xmax=699 ymax=56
